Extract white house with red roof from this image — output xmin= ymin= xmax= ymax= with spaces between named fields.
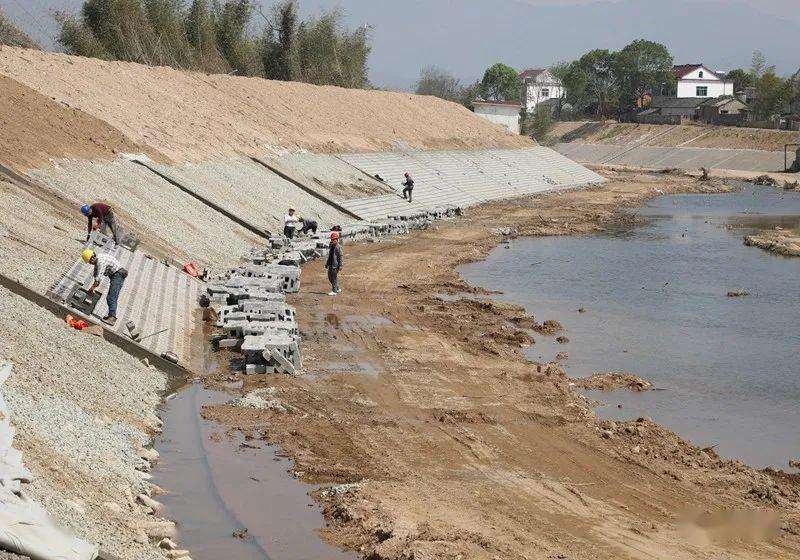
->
xmin=674 ymin=64 xmax=734 ymax=98
xmin=520 ymin=68 xmax=564 ymax=112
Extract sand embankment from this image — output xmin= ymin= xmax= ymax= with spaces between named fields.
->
xmin=0 ymin=46 xmax=529 ymax=166
xmin=552 ymin=121 xmax=799 ymax=152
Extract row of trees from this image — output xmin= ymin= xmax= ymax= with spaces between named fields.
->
xmin=414 ymin=62 xmax=520 ymax=108
xmin=56 ymin=0 xmax=371 ymax=88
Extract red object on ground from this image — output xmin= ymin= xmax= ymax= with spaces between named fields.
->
xmin=183 ymin=262 xmax=199 ymax=277
xmin=65 ymin=314 xmax=89 ymax=330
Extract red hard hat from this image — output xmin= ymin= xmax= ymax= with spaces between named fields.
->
xmin=330 ymin=231 xmax=340 ymax=240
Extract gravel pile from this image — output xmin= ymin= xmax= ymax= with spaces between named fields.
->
xmin=0 ymin=178 xmax=80 ymax=292
xmin=0 ymin=285 xmax=167 ymax=559
xmin=155 ymin=157 xmax=358 ymax=234
xmin=28 ymin=159 xmax=259 ymax=268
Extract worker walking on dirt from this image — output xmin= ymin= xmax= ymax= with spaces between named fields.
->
xmin=299 ymin=217 xmax=318 ymax=235
xmin=402 ymin=172 xmax=414 ymax=203
xmin=81 ymin=202 xmax=120 ymax=244
xmin=82 ymin=249 xmax=128 ymax=326
xmin=325 ymin=231 xmax=343 ymax=296
xmin=284 ymin=208 xmax=299 ymax=239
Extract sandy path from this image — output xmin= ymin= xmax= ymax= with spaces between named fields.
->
xmin=202 ymin=171 xmax=800 ymax=559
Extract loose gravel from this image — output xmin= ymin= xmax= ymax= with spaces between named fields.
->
xmin=0 ymin=285 xmax=167 ymax=559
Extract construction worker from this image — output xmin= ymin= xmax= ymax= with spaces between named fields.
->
xmin=299 ymin=217 xmax=318 ymax=235
xmin=284 ymin=208 xmax=299 ymax=239
xmin=325 ymin=231 xmax=343 ymax=296
xmin=401 ymin=172 xmax=414 ymax=203
xmin=82 ymin=249 xmax=127 ymax=326
xmin=81 ymin=202 xmax=120 ymax=244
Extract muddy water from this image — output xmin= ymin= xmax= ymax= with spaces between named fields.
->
xmin=460 ymin=183 xmax=800 ymax=470
xmin=152 ymin=380 xmax=354 ymax=560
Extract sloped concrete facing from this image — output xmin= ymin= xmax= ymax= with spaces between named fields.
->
xmin=556 ymin=142 xmax=795 ymax=172
xmin=335 ymin=146 xmax=605 ymax=221
xmin=47 ymin=231 xmax=201 ymax=365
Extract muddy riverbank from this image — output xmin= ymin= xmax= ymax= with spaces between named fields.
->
xmin=745 ymin=228 xmax=800 ymax=257
xmin=197 ymin=169 xmax=800 ymax=560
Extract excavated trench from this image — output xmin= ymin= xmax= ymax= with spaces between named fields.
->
xmin=152 ymin=327 xmax=354 ymax=560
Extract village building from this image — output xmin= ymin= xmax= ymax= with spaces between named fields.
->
xmin=673 ymin=64 xmax=734 ymax=98
xmin=520 ymin=68 xmax=564 ymax=112
xmin=472 ymin=100 xmax=521 ymax=134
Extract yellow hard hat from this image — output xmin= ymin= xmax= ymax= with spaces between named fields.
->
xmin=81 ymin=249 xmax=95 ymax=263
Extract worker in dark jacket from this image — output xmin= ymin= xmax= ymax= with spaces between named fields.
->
xmin=325 ymin=231 xmax=343 ymax=296
xmin=81 ymin=202 xmax=120 ymax=244
xmin=299 ymin=217 xmax=318 ymax=235
xmin=401 ymin=172 xmax=414 ymax=203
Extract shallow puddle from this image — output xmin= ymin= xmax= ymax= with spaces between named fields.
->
xmin=153 ymin=381 xmax=354 ymax=560
xmin=461 ymin=183 xmax=800 ymax=470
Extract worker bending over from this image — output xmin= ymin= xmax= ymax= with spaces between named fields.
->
xmin=82 ymin=249 xmax=128 ymax=326
xmin=299 ymin=217 xmax=318 ymax=235
xmin=284 ymin=208 xmax=299 ymax=239
xmin=402 ymin=172 xmax=414 ymax=203
xmin=81 ymin=202 xmax=120 ymax=244
xmin=325 ymin=231 xmax=343 ymax=296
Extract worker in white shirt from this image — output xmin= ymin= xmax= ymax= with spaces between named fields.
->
xmin=283 ymin=208 xmax=299 ymax=239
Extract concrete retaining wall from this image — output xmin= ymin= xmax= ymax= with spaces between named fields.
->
xmin=557 ymin=142 xmax=796 ymax=172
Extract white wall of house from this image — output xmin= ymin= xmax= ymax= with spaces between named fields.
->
xmin=523 ymin=70 xmax=564 ymax=112
xmin=677 ymin=66 xmax=734 ymax=98
xmin=473 ymin=103 xmax=521 ymax=134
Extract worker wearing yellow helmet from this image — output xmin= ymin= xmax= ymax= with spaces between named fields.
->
xmin=81 ymin=249 xmax=128 ymax=326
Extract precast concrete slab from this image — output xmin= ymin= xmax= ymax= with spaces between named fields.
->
xmin=337 ymin=147 xmax=604 ymax=221
xmin=146 ymin=157 xmax=360 ymax=234
xmin=275 ymin=152 xmax=395 ymax=200
xmin=555 ymin=143 xmax=793 ymax=173
xmin=27 ymin=158 xmax=258 ymax=268
xmin=47 ymin=232 xmax=201 ymax=364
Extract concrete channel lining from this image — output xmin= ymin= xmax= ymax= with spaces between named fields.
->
xmin=47 ymin=232 xmax=200 ymax=365
xmin=556 ymin=142 xmax=796 ymax=173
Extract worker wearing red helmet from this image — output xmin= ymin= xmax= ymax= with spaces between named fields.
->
xmin=401 ymin=172 xmax=414 ymax=203
xmin=325 ymin=231 xmax=343 ymax=296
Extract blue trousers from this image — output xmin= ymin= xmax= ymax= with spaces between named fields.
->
xmin=107 ymin=273 xmax=126 ymax=317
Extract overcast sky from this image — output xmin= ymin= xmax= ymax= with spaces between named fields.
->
xmin=2 ymin=0 xmax=798 ymax=89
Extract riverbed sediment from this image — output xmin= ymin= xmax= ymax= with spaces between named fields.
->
xmin=201 ymin=169 xmax=800 ymax=560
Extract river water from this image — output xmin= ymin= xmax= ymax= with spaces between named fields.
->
xmin=460 ymin=183 xmax=800 ymax=470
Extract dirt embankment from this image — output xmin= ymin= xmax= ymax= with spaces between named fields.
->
xmin=744 ymin=228 xmax=800 ymax=257
xmin=0 ymin=47 xmax=530 ymax=164
xmin=552 ymin=121 xmax=800 ymax=152
xmin=0 ymin=74 xmax=165 ymax=170
xmin=201 ymin=170 xmax=800 ymax=560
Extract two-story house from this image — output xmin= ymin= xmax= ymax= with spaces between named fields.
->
xmin=520 ymin=68 xmax=564 ymax=112
xmin=674 ymin=64 xmax=733 ymax=98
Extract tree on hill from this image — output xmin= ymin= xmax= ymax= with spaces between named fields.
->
xmin=0 ymin=8 xmax=40 ymax=49
xmin=562 ymin=49 xmax=619 ymax=117
xmin=414 ymin=66 xmax=462 ymax=102
xmin=479 ymin=62 xmax=520 ymax=102
xmin=614 ymin=39 xmax=674 ymax=109
xmin=725 ymin=68 xmax=753 ymax=93
xmin=55 ymin=0 xmax=371 ymax=88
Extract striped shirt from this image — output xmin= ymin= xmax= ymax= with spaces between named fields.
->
xmin=94 ymin=253 xmax=122 ymax=281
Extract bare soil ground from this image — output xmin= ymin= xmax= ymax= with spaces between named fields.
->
xmin=552 ymin=121 xmax=800 ymax=152
xmin=0 ymin=47 xmax=530 ymax=164
xmin=0 ymin=74 xmax=164 ymax=170
xmin=201 ymin=171 xmax=800 ymax=560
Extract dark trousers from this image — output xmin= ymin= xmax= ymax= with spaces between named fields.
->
xmin=402 ymin=186 xmax=413 ymax=202
xmin=301 ymin=222 xmax=318 ymax=234
xmin=107 ymin=272 xmax=126 ymax=317
xmin=327 ymin=267 xmax=340 ymax=292
xmin=283 ymin=225 xmax=296 ymax=239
